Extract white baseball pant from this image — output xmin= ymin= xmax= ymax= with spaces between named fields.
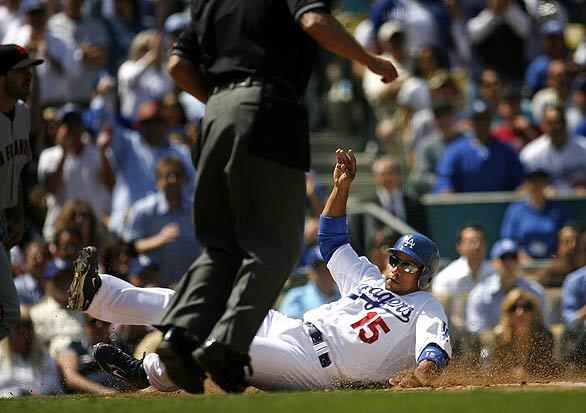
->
xmin=87 ymin=274 xmax=337 ymax=391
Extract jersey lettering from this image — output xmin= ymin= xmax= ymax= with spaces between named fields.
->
xmin=351 ymin=311 xmax=390 ymax=344
xmin=348 ymin=284 xmax=414 ymax=323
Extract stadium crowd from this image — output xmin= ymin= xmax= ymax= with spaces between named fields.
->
xmin=1 ymin=0 xmax=585 ymax=396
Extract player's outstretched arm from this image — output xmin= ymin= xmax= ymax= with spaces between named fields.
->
xmin=322 ymin=149 xmax=356 ymax=218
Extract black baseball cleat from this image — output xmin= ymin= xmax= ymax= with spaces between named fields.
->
xmin=155 ymin=327 xmax=206 ymax=394
xmin=192 ymin=339 xmax=251 ymax=393
xmin=93 ymin=343 xmax=150 ymax=390
xmin=67 ymin=246 xmax=102 ymax=311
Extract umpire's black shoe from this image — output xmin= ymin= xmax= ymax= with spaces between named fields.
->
xmin=192 ymin=339 xmax=251 ymax=393
xmin=67 ymin=246 xmax=102 ymax=311
xmin=93 ymin=343 xmax=150 ymax=390
xmin=155 ymin=327 xmax=206 ymax=394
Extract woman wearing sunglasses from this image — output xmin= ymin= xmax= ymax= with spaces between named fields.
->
xmin=491 ymin=288 xmax=557 ymax=381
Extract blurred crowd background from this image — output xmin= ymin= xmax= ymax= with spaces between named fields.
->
xmin=1 ymin=0 xmax=585 ymax=397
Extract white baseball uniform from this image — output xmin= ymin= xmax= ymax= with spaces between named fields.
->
xmin=0 ymin=100 xmax=32 ymax=339
xmin=86 ymin=242 xmax=451 ymax=391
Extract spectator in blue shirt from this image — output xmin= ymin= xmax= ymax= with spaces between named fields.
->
xmin=100 ymin=100 xmax=195 ymax=236
xmin=279 ymin=259 xmax=340 ymax=320
xmin=500 ymin=169 xmax=569 ymax=260
xmin=560 ymin=232 xmax=586 ymax=368
xmin=123 ymin=155 xmax=200 ymax=286
xmin=466 ymin=239 xmax=546 ymax=333
xmin=434 ymin=99 xmax=524 ymax=193
xmin=524 ymin=20 xmax=566 ymax=97
xmin=14 ymin=241 xmax=49 ymax=306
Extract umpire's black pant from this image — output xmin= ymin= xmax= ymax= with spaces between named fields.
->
xmin=155 ymin=83 xmax=306 ymax=354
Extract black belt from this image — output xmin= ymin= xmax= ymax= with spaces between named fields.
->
xmin=304 ymin=322 xmax=331 ymax=368
xmin=211 ymin=75 xmax=297 ymax=100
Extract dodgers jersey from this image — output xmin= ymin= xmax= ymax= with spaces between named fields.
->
xmin=303 ymin=243 xmax=451 ymax=384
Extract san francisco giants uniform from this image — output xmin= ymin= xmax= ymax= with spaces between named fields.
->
xmin=0 ymin=100 xmax=32 ymax=339
xmin=84 ymin=224 xmax=451 ymax=390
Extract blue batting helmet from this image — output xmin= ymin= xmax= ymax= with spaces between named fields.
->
xmin=388 ymin=233 xmax=440 ymax=289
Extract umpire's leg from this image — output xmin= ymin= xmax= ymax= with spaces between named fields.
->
xmin=207 ymin=138 xmax=306 ymax=354
xmin=0 ymin=247 xmax=20 ymax=339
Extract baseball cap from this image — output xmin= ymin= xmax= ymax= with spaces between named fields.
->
xmin=490 ymin=239 xmax=519 ymax=260
xmin=464 ymin=99 xmax=490 ymax=119
xmin=130 ymin=255 xmax=159 ymax=275
xmin=539 ymin=20 xmax=564 ymax=37
xmin=0 ymin=44 xmax=43 ymax=75
xmin=43 ymin=258 xmax=73 ymax=278
xmin=57 ymin=102 xmax=83 ymax=124
xmin=377 ymin=21 xmax=404 ymax=43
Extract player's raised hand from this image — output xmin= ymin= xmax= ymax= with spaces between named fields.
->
xmin=333 ymin=149 xmax=356 ymax=190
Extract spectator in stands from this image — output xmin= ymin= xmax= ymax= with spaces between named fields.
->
xmin=362 ymin=21 xmax=410 ymax=121
xmin=570 ymin=74 xmax=586 ymax=138
xmin=490 ymin=288 xmax=557 ymax=380
xmin=367 ymin=229 xmax=398 ymax=273
xmin=2 ymin=0 xmax=81 ymax=106
xmin=520 ymin=104 xmax=586 ymax=191
xmin=29 ymin=251 xmax=86 ymax=356
xmin=53 ymin=199 xmax=101 ymax=248
xmin=37 ymin=103 xmax=114 ymax=242
xmin=117 ymin=30 xmax=173 ymax=123
xmin=491 ymin=86 xmax=540 ymax=150
xmin=279 ymin=259 xmax=340 ymax=320
xmin=560 ymin=231 xmax=586 ymax=369
xmin=477 ymin=69 xmax=503 ymax=113
xmin=0 ymin=306 xmax=63 ymax=397
xmin=537 ymin=223 xmax=584 ymax=287
xmin=434 ymin=99 xmax=524 ymax=193
xmin=122 ymin=155 xmax=200 ymax=286
xmin=104 ymin=0 xmax=149 ymax=72
xmin=524 ymin=20 xmax=567 ymax=97
xmin=14 ymin=240 xmax=49 ymax=306
xmin=48 ymin=0 xmax=109 ymax=104
xmin=56 ymin=316 xmax=126 ymax=394
xmin=369 ymin=0 xmax=452 ymax=56
xmin=433 ymin=224 xmax=495 ymax=332
xmin=100 ymin=237 xmax=133 ymax=281
xmin=411 ymin=100 xmax=463 ymax=196
xmin=160 ymin=92 xmax=188 ymax=139
xmin=0 ymin=0 xmax=23 ymax=42
xmin=128 ymin=254 xmax=163 ymax=288
xmin=410 ymin=70 xmax=463 ymax=151
xmin=467 ymin=0 xmax=531 ymax=83
xmin=531 ymin=60 xmax=579 ymax=129
xmin=500 ymin=169 xmax=569 ymax=260
xmin=466 ymin=238 xmax=546 ymax=333
xmin=103 ymin=100 xmax=194 ymax=236
xmin=369 ymin=155 xmax=428 ymax=234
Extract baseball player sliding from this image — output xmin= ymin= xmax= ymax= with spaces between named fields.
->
xmin=68 ymin=149 xmax=451 ymax=391
xmin=0 ymin=44 xmax=42 ymax=340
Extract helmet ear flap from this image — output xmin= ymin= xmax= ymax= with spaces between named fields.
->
xmin=417 ymin=267 xmax=432 ymax=289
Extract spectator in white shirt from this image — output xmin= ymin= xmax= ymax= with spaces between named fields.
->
xmin=520 ymin=104 xmax=586 ymax=191
xmin=37 ymin=104 xmax=114 ymax=242
xmin=0 ymin=0 xmax=23 ymax=42
xmin=117 ymin=29 xmax=173 ymax=122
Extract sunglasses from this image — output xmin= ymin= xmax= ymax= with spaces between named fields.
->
xmin=388 ymin=255 xmax=420 ymax=274
xmin=508 ymin=302 xmax=534 ymax=313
